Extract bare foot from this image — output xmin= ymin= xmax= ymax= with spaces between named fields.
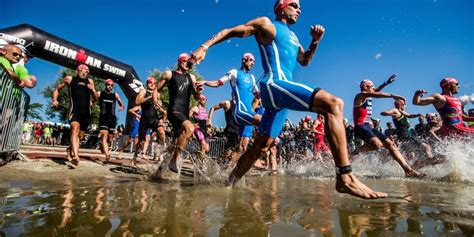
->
xmin=168 ymin=158 xmax=180 ymax=173
xmin=336 ymin=173 xmax=388 ymax=199
xmin=66 ymin=147 xmax=72 ymax=161
xmin=70 ymin=157 xmax=80 ymax=166
xmin=405 ymin=169 xmax=427 ymax=178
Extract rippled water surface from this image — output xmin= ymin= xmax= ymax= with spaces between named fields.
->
xmin=1 ymin=175 xmax=473 ymax=236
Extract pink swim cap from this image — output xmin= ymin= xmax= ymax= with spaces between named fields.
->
xmin=274 ymin=0 xmax=299 ymax=14
xmin=146 ymin=77 xmax=156 ymax=84
xmin=105 ymin=79 xmax=114 ymax=85
xmin=242 ymin=53 xmax=255 ymax=61
xmin=77 ymin=64 xmax=89 ymax=71
xmin=359 ymin=79 xmax=374 ymax=89
xmin=178 ymin=53 xmax=191 ymax=63
xmin=440 ymin=77 xmax=458 ymax=89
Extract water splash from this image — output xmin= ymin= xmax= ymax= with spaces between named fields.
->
xmin=282 ymin=139 xmax=474 ymax=183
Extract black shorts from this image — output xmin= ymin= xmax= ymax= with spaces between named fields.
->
xmin=69 ymin=112 xmax=91 ymax=131
xmin=354 ymin=123 xmax=387 ymax=142
xmin=224 ymin=130 xmax=240 ymax=150
xmin=99 ymin=115 xmax=117 ymax=133
xmin=168 ymin=110 xmax=189 ymax=137
xmin=137 ymin=119 xmax=160 ymax=141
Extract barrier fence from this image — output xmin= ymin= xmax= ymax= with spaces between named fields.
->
xmin=0 ymin=66 xmax=30 ymax=154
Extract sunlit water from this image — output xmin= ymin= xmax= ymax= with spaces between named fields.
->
xmin=1 ymin=140 xmax=473 ymax=236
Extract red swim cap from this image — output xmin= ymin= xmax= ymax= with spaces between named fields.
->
xmin=77 ymin=64 xmax=89 ymax=71
xmin=146 ymin=77 xmax=156 ymax=84
xmin=394 ymin=100 xmax=405 ymax=107
xmin=242 ymin=53 xmax=255 ymax=61
xmin=359 ymin=79 xmax=374 ymax=89
xmin=178 ymin=53 xmax=191 ymax=63
xmin=105 ymin=79 xmax=114 ymax=85
xmin=440 ymin=77 xmax=458 ymax=89
xmin=274 ymin=0 xmax=299 ymax=14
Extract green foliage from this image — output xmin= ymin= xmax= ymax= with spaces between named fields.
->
xmin=25 ymin=102 xmax=43 ymax=121
xmin=41 ymin=68 xmax=102 ymax=125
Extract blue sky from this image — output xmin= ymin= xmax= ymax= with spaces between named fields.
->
xmin=2 ymin=0 xmax=473 ymax=127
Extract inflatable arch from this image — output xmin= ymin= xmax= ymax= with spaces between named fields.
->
xmin=0 ymin=24 xmax=143 ymax=132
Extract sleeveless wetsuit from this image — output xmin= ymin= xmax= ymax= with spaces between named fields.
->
xmin=436 ymin=95 xmax=474 ymax=138
xmin=224 ymin=101 xmax=240 ymax=149
xmin=193 ymin=105 xmax=209 ymax=140
xmin=138 ymin=89 xmax=160 ymax=141
xmin=353 ymin=98 xmax=387 ymax=142
xmin=257 ymin=20 xmax=321 ymax=138
xmin=167 ymin=71 xmax=193 ymax=137
xmin=98 ymin=91 xmax=117 ymax=132
xmin=68 ymin=76 xmax=91 ymax=131
xmin=392 ymin=112 xmax=410 ymax=140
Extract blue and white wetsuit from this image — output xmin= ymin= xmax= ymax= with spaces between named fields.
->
xmin=258 ymin=20 xmax=320 ymax=138
xmin=218 ymin=69 xmax=259 ymax=138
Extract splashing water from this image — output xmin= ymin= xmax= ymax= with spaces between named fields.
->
xmin=282 ymin=139 xmax=474 ymax=183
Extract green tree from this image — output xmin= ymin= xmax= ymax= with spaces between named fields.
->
xmin=41 ymin=68 xmax=103 ymax=125
xmin=25 ymin=102 xmax=43 ymax=121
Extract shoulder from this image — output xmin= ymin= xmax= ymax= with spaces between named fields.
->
xmin=162 ymin=70 xmax=173 ymax=79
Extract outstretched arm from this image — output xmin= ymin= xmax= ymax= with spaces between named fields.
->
xmin=375 ymin=74 xmax=397 ymax=92
xmin=412 ymin=90 xmax=445 ymax=108
xmin=380 ymin=108 xmax=397 ymax=118
xmin=298 ymin=25 xmax=325 ymax=66
xmin=192 ymin=17 xmax=275 ymax=64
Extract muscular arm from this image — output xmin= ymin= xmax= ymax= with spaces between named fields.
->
xmin=297 ymin=25 xmax=325 ymax=66
xmin=88 ymin=79 xmax=99 ymax=101
xmin=208 ymin=101 xmax=227 ymax=126
xmin=115 ymin=93 xmax=125 ymax=111
xmin=374 ymin=74 xmax=397 ymax=92
xmin=380 ymin=108 xmax=398 ymax=118
xmin=192 ymin=17 xmax=275 ymax=63
xmin=354 ymin=92 xmax=405 ymax=106
xmin=413 ymin=90 xmax=445 ymax=108
xmin=190 ymin=74 xmax=201 ymax=100
xmin=153 ymin=71 xmax=171 ymax=106
xmin=52 ymin=76 xmax=72 ymax=107
xmin=135 ymin=89 xmax=149 ymax=105
xmin=128 ymin=106 xmax=141 ymax=119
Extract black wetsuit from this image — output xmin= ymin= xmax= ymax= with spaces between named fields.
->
xmin=392 ymin=113 xmax=411 ymax=140
xmin=69 ymin=76 xmax=91 ymax=131
xmin=138 ymin=89 xmax=161 ymax=141
xmin=224 ymin=101 xmax=240 ymax=149
xmin=98 ymin=91 xmax=117 ymax=132
xmin=167 ymin=71 xmax=193 ymax=137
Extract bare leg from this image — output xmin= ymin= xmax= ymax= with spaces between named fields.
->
xmin=311 ymin=90 xmax=387 ymax=199
xmin=383 ymin=139 xmax=425 ymax=177
xmin=227 ymin=133 xmax=274 ymax=185
xmin=227 ymin=137 xmax=250 ymax=170
xmin=100 ymin=130 xmax=110 ymax=159
xmin=169 ymin=121 xmax=194 ymax=173
xmin=70 ymin=122 xmax=81 ymax=165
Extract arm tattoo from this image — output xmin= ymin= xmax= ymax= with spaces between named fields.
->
xmin=209 ymin=32 xmax=223 ymax=44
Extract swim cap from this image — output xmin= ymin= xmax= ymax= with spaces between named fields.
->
xmin=146 ymin=77 xmax=156 ymax=84
xmin=274 ymin=0 xmax=299 ymax=14
xmin=359 ymin=79 xmax=374 ymax=89
xmin=394 ymin=100 xmax=405 ymax=107
xmin=178 ymin=53 xmax=191 ymax=63
xmin=440 ymin=77 xmax=458 ymax=89
xmin=242 ymin=53 xmax=255 ymax=61
xmin=105 ymin=79 xmax=114 ymax=85
xmin=77 ymin=64 xmax=89 ymax=71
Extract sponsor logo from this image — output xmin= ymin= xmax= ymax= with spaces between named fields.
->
xmin=0 ymin=33 xmax=26 ymax=45
xmin=44 ymin=40 xmax=126 ymax=77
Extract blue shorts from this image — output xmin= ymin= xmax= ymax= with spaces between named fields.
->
xmin=258 ymin=78 xmax=320 ymax=138
xmin=129 ymin=121 xmax=139 ymax=138
xmin=354 ymin=123 xmax=388 ymax=142
xmin=234 ymin=106 xmax=256 ymax=126
xmin=239 ymin=125 xmax=254 ymax=138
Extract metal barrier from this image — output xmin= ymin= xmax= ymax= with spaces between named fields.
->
xmin=184 ymin=137 xmax=228 ymax=159
xmin=0 ymin=66 xmax=30 ymax=154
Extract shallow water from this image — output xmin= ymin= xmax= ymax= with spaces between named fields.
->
xmin=1 ymin=175 xmax=473 ymax=237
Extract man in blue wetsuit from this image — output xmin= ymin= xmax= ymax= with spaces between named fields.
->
xmin=192 ymin=0 xmax=387 ymax=199
xmin=201 ymin=53 xmax=263 ymax=168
